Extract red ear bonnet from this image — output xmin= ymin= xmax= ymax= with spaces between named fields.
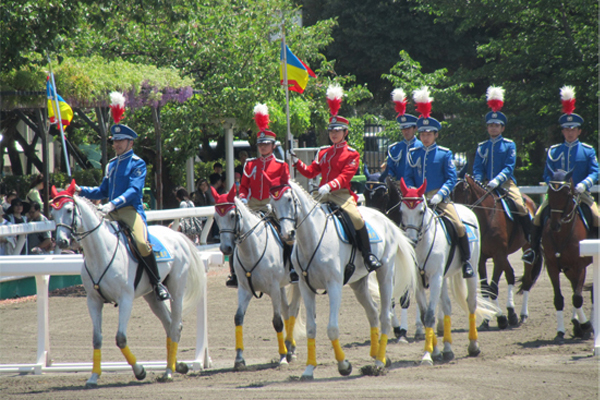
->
xmin=50 ymin=179 xmax=77 ymax=209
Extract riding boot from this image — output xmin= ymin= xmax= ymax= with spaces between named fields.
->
xmin=522 ymin=223 xmax=543 ymax=264
xmin=141 ymin=253 xmax=170 ymax=301
xmin=226 ymin=257 xmax=238 ymax=288
xmin=519 ymin=213 xmax=532 ymax=243
xmin=357 ymin=225 xmax=382 ymax=272
xmin=458 ymin=235 xmax=474 ymax=278
xmin=284 ymin=243 xmax=299 ymax=283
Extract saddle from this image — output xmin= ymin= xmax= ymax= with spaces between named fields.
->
xmin=541 ymin=202 xmax=596 ymax=237
xmin=433 ymin=209 xmax=478 ymax=277
xmin=258 ymin=212 xmax=292 ymax=267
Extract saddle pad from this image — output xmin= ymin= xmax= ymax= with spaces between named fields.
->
xmin=499 ymin=196 xmax=514 ymax=221
xmin=333 ymin=216 xmax=382 ymax=244
xmin=121 ymin=230 xmax=174 ymax=263
xmin=267 ymin=222 xmax=283 ymax=247
xmin=437 ymin=213 xmax=478 ymax=244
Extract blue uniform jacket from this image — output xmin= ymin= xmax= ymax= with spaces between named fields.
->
xmin=80 ymin=149 xmax=148 ymax=223
xmin=405 ymin=144 xmax=457 ymax=200
xmin=380 ymin=137 xmax=423 ymax=181
xmin=473 ymin=135 xmax=517 ymax=185
xmin=543 ymin=140 xmax=598 ymax=190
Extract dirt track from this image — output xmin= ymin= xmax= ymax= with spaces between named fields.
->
xmin=1 ymin=250 xmax=598 ymax=399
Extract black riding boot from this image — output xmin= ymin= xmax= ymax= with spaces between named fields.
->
xmin=357 ymin=225 xmax=382 ymax=272
xmin=519 ymin=213 xmax=532 ymax=243
xmin=142 ymin=253 xmax=170 ymax=301
xmin=522 ymin=223 xmax=543 ymax=264
xmin=226 ymin=257 xmax=238 ymax=288
xmin=458 ymin=235 xmax=474 ymax=278
xmin=284 ymin=243 xmax=299 ymax=283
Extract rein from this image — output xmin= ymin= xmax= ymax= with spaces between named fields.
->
xmin=548 ymin=186 xmax=582 ymax=262
xmin=404 ymin=205 xmax=440 ymax=287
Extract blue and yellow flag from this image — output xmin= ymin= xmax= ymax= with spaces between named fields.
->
xmin=280 ymin=44 xmax=316 ymax=94
xmin=46 ymin=77 xmax=73 ymax=127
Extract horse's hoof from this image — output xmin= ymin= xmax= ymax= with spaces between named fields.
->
xmin=497 ymin=315 xmax=509 ymax=330
xmin=175 ymin=362 xmax=189 ymax=374
xmin=554 ymin=331 xmax=565 ymax=344
xmin=431 ymin=350 xmax=443 ymax=362
xmin=397 ymin=334 xmax=409 ymax=344
xmin=572 ymin=319 xmax=583 ymax=338
xmin=580 ymin=321 xmax=594 ymax=340
xmin=338 ymin=360 xmax=352 ymax=376
xmin=233 ymin=360 xmax=246 ymax=371
xmin=520 ymin=315 xmax=529 ymax=325
xmin=134 ymin=366 xmax=146 ymax=381
xmin=478 ymin=319 xmax=490 ymax=331
xmin=414 ymin=332 xmax=425 ymax=341
xmin=421 ymin=358 xmax=433 ymax=366
xmin=300 ymin=374 xmax=314 ymax=381
xmin=443 ymin=351 xmax=454 ymax=361
xmin=385 ymin=356 xmax=391 ymax=368
xmin=360 ymin=364 xmax=387 ymax=376
xmin=85 ymin=382 xmax=98 ymax=389
xmin=507 ymin=308 xmax=520 ymax=327
xmin=468 ymin=341 xmax=481 ymax=357
xmin=157 ymin=372 xmax=173 ymax=383
xmin=279 ymin=355 xmax=289 ymax=367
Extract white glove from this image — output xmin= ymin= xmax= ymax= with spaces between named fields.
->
xmin=430 ymin=193 xmax=443 ymax=205
xmin=487 ymin=179 xmax=499 ymax=190
xmin=98 ymin=202 xmax=116 ymax=215
xmin=575 ymin=183 xmax=587 ymax=194
xmin=75 ymin=185 xmax=82 ymax=194
xmin=286 ymin=150 xmax=299 ymax=164
xmin=240 ymin=197 xmax=248 ymax=204
xmin=318 ymin=184 xmax=331 ymax=196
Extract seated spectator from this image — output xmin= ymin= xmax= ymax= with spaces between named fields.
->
xmin=26 ymin=174 xmax=45 ymax=209
xmin=26 ymin=202 xmax=53 ymax=254
xmin=4 ymin=198 xmax=30 ymax=254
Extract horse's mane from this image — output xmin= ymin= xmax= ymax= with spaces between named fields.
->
xmin=234 ymin=197 xmax=262 ymax=219
xmin=465 ymin=174 xmax=489 ymax=195
xmin=290 ymin=180 xmax=319 ymax=207
xmin=74 ymin=196 xmax=104 ymax=219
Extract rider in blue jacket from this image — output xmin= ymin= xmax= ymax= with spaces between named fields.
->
xmin=78 ymin=123 xmax=170 ymax=301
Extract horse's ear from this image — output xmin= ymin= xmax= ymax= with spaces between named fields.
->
xmin=565 ymin=169 xmax=574 ymax=182
xmin=280 ymin=172 xmax=289 ymax=185
xmin=399 ymin=178 xmax=409 ymax=196
xmin=50 ymin=185 xmax=59 ymax=199
xmin=66 ymin=179 xmax=76 ymax=196
xmin=418 ymin=179 xmax=427 ymax=197
xmin=226 ymin=184 xmax=237 ymax=203
xmin=210 ymin=186 xmax=221 ymax=203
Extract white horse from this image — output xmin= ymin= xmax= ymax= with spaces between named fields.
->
xmin=211 ymin=186 xmax=302 ymax=370
xmin=50 ymin=181 xmax=206 ymax=387
xmin=269 ymin=178 xmax=417 ymax=380
xmin=398 ymin=178 xmax=498 ymax=365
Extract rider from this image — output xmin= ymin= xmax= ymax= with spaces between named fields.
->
xmin=473 ymin=86 xmax=531 ymax=239
xmin=379 ymin=88 xmax=422 ymax=183
xmin=225 ymin=103 xmax=298 ymax=288
xmin=404 ymin=87 xmax=474 ymax=278
xmin=522 ymin=86 xmax=599 ymax=264
xmin=289 ymin=85 xmax=382 ymax=272
xmin=76 ymin=92 xmax=170 ymax=301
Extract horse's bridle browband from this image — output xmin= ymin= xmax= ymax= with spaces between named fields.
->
xmin=52 ymin=195 xmax=104 ymax=240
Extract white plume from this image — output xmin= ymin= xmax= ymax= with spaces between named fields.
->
xmin=391 ymin=88 xmax=406 ymax=102
xmin=560 ymin=86 xmax=575 ymax=101
xmin=486 ymin=86 xmax=505 ymax=101
xmin=412 ymin=86 xmax=433 ymax=103
xmin=109 ymin=91 xmax=125 ymax=107
xmin=326 ymin=84 xmax=344 ymax=100
xmin=253 ymin=103 xmax=269 ymax=115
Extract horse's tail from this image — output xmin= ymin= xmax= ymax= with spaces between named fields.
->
xmin=181 ymin=236 xmax=207 ymax=315
xmin=448 ymin=274 xmax=499 ymax=320
xmin=286 ymin=284 xmax=306 ymax=340
xmin=392 ymin=228 xmax=417 ymax=300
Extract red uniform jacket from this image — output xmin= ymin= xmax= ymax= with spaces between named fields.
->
xmin=239 ymin=155 xmax=290 ymax=201
xmin=295 ymin=142 xmax=360 ymax=201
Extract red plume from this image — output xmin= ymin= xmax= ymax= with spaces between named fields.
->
xmin=253 ymin=103 xmax=270 ymax=132
xmin=109 ymin=92 xmax=126 ymax=124
xmin=560 ymin=86 xmax=576 ymax=115
xmin=392 ymin=88 xmax=408 ymax=117
xmin=326 ymin=85 xmax=344 ymax=116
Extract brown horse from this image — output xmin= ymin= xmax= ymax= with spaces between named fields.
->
xmin=543 ymin=170 xmax=593 ymax=343
xmin=453 ymin=174 xmax=542 ymax=329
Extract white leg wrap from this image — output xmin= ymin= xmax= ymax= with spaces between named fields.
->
xmin=575 ymin=307 xmax=588 ymax=324
xmin=557 ymin=310 xmax=565 ymax=333
xmin=520 ymin=291 xmax=530 ymax=316
xmin=400 ymin=309 xmax=409 ymax=330
xmin=506 ymin=284 xmax=515 ymax=308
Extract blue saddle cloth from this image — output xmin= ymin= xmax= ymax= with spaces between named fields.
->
xmin=332 ymin=216 xmax=382 ymax=244
xmin=121 ymin=230 xmax=173 ymax=263
xmin=435 ymin=211 xmax=478 ymax=245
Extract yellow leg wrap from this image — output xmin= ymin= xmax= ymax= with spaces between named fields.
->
xmin=92 ymin=349 xmax=102 ymax=376
xmin=121 ymin=346 xmax=137 ymax=366
xmin=307 ymin=338 xmax=317 ymax=366
xmin=424 ymin=327 xmax=434 ymax=353
xmin=370 ymin=327 xmax=379 ymax=358
xmin=331 ymin=339 xmax=345 ymax=362
xmin=444 ymin=315 xmax=452 ymax=344
xmin=167 ymin=337 xmax=172 ymax=360
xmin=285 ymin=316 xmax=296 ymax=347
xmin=235 ymin=325 xmax=244 ymax=351
xmin=168 ymin=341 xmax=178 ymax=372
xmin=469 ymin=313 xmax=478 ymax=341
xmin=277 ymin=331 xmax=287 ymax=355
xmin=432 ymin=331 xmax=438 ymax=348
xmin=376 ymin=334 xmax=388 ymax=364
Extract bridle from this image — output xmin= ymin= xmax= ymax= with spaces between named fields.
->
xmin=455 ymin=178 xmax=497 ymax=212
xmin=548 ymin=180 xmax=580 ymax=225
xmin=400 ymin=196 xmax=438 ymax=242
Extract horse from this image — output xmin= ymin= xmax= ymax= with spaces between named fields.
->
xmin=453 ymin=173 xmax=543 ymax=328
xmin=50 ymin=180 xmax=206 ymax=388
xmin=269 ymin=177 xmax=417 ymax=379
xmin=398 ymin=178 xmax=498 ymax=365
xmin=543 ymin=170 xmax=593 ymax=343
xmin=211 ymin=185 xmax=302 ymax=369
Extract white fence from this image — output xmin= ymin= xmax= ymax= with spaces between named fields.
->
xmin=0 ymin=206 xmax=224 ymax=375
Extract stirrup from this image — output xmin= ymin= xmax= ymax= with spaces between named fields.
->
xmin=226 ymin=274 xmax=238 ymax=288
xmin=366 ymin=254 xmax=382 ymax=272
xmin=462 ymin=261 xmax=474 ymax=279
xmin=155 ymin=283 xmax=171 ymax=301
xmin=521 ymin=249 xmax=536 ymax=264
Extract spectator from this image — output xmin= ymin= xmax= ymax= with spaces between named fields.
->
xmin=209 ymin=172 xmax=225 ymax=195
xmin=234 ymin=150 xmax=249 ymax=176
xmin=210 ymin=162 xmax=226 ymax=189
xmin=171 ymin=187 xmax=202 ymax=243
xmin=26 ymin=202 xmax=53 ymax=254
xmin=26 ymin=174 xmax=45 ymax=209
xmin=2 ymin=190 xmax=17 ymax=214
xmin=4 ymin=198 xmax=30 ymax=255
xmin=193 ymin=178 xmax=214 ymax=207
xmin=0 ymin=206 xmax=16 ymax=255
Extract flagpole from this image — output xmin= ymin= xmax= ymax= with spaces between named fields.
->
xmin=281 ymin=20 xmax=293 ymax=174
xmin=47 ymin=56 xmax=71 ymax=177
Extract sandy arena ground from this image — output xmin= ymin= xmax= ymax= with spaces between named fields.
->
xmin=1 ymin=250 xmax=598 ymax=399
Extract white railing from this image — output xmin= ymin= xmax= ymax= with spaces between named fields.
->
xmin=580 ymin=239 xmax=600 ymax=356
